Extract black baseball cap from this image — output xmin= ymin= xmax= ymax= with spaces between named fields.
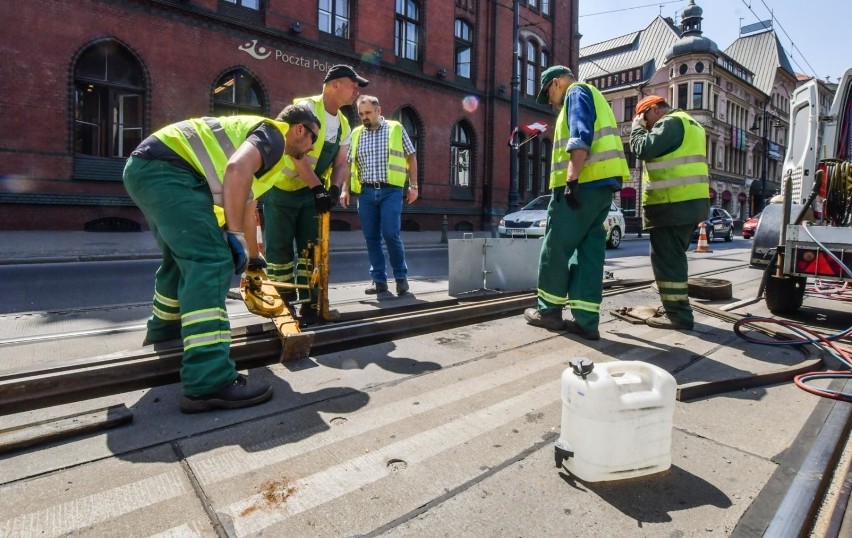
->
xmin=323 ymin=64 xmax=369 ymax=87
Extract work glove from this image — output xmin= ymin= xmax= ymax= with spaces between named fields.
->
xmin=247 ymin=253 xmax=267 ymax=272
xmin=312 ymin=185 xmax=333 ymax=214
xmin=224 ymin=230 xmax=248 ymax=274
xmin=327 ymin=185 xmax=341 ymax=209
xmin=564 ymin=181 xmax=581 ymax=209
xmin=631 ymin=113 xmax=647 ymax=131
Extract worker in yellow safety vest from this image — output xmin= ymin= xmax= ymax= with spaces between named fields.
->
xmin=262 ymin=65 xmax=368 ymax=325
xmin=524 ymin=65 xmax=629 ymax=340
xmin=630 ymin=95 xmax=710 ymax=330
xmin=123 ymin=104 xmax=320 ymax=413
xmin=342 ymin=95 xmax=418 ymax=296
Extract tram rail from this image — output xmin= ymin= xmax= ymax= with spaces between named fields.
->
xmin=0 ymin=264 xmax=755 ymax=414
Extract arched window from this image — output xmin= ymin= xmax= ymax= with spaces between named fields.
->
xmin=450 ymin=122 xmax=473 ymax=188
xmin=454 ymin=19 xmax=473 ymax=79
xmin=212 ymin=68 xmax=264 ymax=116
xmin=73 ymin=39 xmax=145 ymax=159
xmin=395 ymin=0 xmax=420 ymax=61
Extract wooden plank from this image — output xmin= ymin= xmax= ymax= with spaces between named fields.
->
xmin=676 ymin=358 xmax=824 ymax=401
xmin=0 ymin=404 xmax=133 ymax=454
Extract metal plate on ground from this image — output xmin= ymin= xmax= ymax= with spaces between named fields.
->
xmin=448 ymin=238 xmax=542 ymax=295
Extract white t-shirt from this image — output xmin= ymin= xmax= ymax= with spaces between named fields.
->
xmin=297 ymin=99 xmax=350 ymax=147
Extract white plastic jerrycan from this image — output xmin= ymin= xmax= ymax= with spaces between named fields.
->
xmin=554 ymin=358 xmax=677 ymax=482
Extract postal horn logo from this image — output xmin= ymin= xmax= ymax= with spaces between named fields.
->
xmin=238 ymin=40 xmax=271 ymax=60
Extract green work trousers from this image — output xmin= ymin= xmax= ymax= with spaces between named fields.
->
xmin=649 ymin=223 xmax=695 ymax=326
xmin=123 ymin=156 xmax=238 ymax=396
xmin=263 ymin=186 xmax=319 ymax=305
xmin=537 ymin=186 xmax=612 ymax=332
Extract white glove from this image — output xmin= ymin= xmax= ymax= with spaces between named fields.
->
xmin=631 ymin=114 xmax=647 ymax=131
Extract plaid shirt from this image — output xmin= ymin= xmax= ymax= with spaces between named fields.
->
xmin=348 ymin=117 xmax=415 ymax=183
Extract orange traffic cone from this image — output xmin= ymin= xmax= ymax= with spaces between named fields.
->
xmin=693 ymin=222 xmax=713 ymax=253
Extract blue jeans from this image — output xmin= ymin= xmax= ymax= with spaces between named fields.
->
xmin=357 ymin=186 xmax=408 ymax=283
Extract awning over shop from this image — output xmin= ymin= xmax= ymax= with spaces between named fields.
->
xmin=738 ymin=192 xmax=747 ymax=202
xmin=722 ymin=190 xmax=732 ymax=201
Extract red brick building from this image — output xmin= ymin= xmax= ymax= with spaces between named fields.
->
xmin=0 ymin=0 xmax=578 ymax=231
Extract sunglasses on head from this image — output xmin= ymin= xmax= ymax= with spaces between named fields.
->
xmin=300 ymin=123 xmax=318 ymax=144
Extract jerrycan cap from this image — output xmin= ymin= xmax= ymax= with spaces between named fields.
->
xmin=569 ymin=358 xmax=594 ymax=379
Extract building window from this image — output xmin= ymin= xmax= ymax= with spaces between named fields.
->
xmin=528 ymin=0 xmax=537 ymax=9
xmin=695 ymin=61 xmax=705 ymax=73
xmin=679 ymin=63 xmax=688 ymax=75
xmin=623 ymin=142 xmax=637 ymax=169
xmin=692 ymin=81 xmax=704 ymax=110
xmin=223 ymin=0 xmax=260 ymax=9
xmin=524 ymin=139 xmax=536 ymax=193
xmin=212 ymin=68 xmax=264 ymax=116
xmin=525 ymin=41 xmax=537 ymax=96
xmin=450 ymin=122 xmax=473 ymax=187
xmin=539 ymin=139 xmax=550 ymax=194
xmin=620 ymin=187 xmax=637 ymax=217
xmin=318 ymin=0 xmax=350 ymax=38
xmin=541 ymin=0 xmax=550 ymax=15
xmin=454 ymin=19 xmax=472 ymax=79
xmin=73 ymin=40 xmax=145 ymax=158
xmin=677 ymin=83 xmax=688 ymax=109
xmin=624 ymin=96 xmax=637 ymax=122
xmin=395 ymin=0 xmax=420 ymax=61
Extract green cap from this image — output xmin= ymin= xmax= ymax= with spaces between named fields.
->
xmin=536 ymin=65 xmax=574 ymax=104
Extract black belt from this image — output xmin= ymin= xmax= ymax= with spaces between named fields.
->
xmin=362 ymin=182 xmax=397 ymax=189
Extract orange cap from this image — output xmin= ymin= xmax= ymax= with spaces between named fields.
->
xmin=635 ymin=95 xmax=665 ymax=115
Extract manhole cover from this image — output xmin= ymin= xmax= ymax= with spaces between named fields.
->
xmin=329 ymin=417 xmax=348 ymax=425
xmin=687 ymin=278 xmax=733 ymax=300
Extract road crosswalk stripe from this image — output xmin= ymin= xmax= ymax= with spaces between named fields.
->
xmin=221 ymin=380 xmax=560 ymax=535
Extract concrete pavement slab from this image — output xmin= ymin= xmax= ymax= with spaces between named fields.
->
xmin=0 ymin=444 xmax=217 ymax=537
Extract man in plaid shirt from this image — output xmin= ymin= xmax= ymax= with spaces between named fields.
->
xmin=341 ymin=95 xmax=418 ymax=296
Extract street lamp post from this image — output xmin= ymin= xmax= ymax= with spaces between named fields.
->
xmin=507 ymin=0 xmax=521 ymax=214
xmin=751 ymin=103 xmax=773 ymax=213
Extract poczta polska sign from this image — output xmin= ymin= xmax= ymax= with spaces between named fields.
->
xmin=238 ymin=39 xmax=335 ymax=73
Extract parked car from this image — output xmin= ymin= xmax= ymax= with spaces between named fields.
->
xmin=691 ymin=206 xmax=734 ymax=242
xmin=498 ymin=195 xmax=626 ymax=248
xmin=741 ymin=212 xmax=761 ymax=239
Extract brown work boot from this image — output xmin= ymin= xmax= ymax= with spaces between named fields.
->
xmin=564 ymin=319 xmax=601 ymax=341
xmin=365 ymin=281 xmax=389 ymax=295
xmin=645 ymin=314 xmax=693 ymax=330
xmin=524 ymin=308 xmax=567 ymax=331
xmin=180 ymin=375 xmax=272 ymax=414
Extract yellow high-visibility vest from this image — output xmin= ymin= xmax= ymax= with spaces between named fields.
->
xmin=275 ymin=95 xmax=351 ymax=191
xmin=349 ymin=120 xmax=408 ymax=194
xmin=642 ymin=110 xmax=710 ymax=206
xmin=154 ymin=115 xmax=290 ymax=226
xmin=550 ymin=82 xmax=629 ymax=188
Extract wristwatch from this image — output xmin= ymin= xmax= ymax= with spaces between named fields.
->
xmin=408 ymin=185 xmax=418 ymax=190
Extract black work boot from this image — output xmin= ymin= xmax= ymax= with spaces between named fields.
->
xmin=564 ymin=319 xmax=601 ymax=341
xmin=365 ymin=281 xmax=389 ymax=295
xmin=180 ymin=375 xmax=273 ymax=414
xmin=299 ymin=304 xmax=320 ymax=326
xmin=396 ymin=279 xmax=410 ymax=296
xmin=523 ymin=308 xmax=566 ymax=331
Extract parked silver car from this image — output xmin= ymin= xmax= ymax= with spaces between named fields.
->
xmin=498 ymin=195 xmax=626 ymax=248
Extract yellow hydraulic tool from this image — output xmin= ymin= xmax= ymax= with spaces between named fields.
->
xmin=239 ymin=210 xmax=338 ymax=361
xmin=241 ymin=268 xmax=314 ymax=362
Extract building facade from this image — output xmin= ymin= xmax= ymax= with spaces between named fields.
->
xmin=579 ymin=1 xmax=798 ymax=226
xmin=0 ymin=0 xmax=579 ymax=231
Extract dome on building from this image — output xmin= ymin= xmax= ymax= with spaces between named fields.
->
xmin=665 ymin=35 xmax=719 ymax=60
xmin=682 ymin=1 xmax=702 ymax=19
xmin=664 ymin=0 xmax=719 ymax=61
